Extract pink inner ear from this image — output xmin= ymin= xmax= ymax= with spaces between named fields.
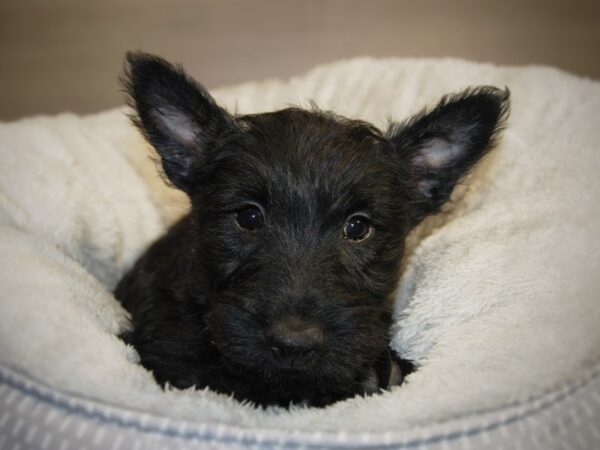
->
xmin=417 ymin=179 xmax=437 ymax=199
xmin=412 ymin=138 xmax=464 ymax=170
xmin=152 ymin=106 xmax=198 ymax=146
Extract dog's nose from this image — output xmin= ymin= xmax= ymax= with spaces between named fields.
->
xmin=270 ymin=317 xmax=325 ymax=363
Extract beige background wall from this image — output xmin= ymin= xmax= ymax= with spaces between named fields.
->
xmin=1 ymin=0 xmax=599 ymax=120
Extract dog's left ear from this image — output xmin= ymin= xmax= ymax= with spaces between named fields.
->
xmin=388 ymin=86 xmax=509 ymax=224
xmin=122 ymin=52 xmax=237 ymax=193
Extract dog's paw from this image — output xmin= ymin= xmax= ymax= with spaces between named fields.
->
xmin=386 ymin=359 xmax=404 ymax=388
xmin=360 ymin=367 xmax=382 ymax=395
xmin=360 ymin=350 xmax=415 ymax=394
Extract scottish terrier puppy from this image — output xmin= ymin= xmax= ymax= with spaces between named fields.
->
xmin=115 ymin=52 xmax=509 ymax=407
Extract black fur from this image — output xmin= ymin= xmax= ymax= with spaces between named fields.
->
xmin=115 ymin=52 xmax=509 ymax=407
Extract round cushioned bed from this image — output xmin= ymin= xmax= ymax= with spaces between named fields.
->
xmin=1 ymin=58 xmax=599 ymax=449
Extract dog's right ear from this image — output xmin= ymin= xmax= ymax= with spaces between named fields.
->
xmin=122 ymin=52 xmax=236 ymax=192
xmin=387 ymin=86 xmax=509 ymax=225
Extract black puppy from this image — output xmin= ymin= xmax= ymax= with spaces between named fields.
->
xmin=115 ymin=52 xmax=508 ymax=407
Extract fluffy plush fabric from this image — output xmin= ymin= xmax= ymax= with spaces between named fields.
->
xmin=0 ymin=58 xmax=599 ymax=434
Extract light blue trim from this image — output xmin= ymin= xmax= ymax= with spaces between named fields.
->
xmin=1 ymin=361 xmax=598 ymax=449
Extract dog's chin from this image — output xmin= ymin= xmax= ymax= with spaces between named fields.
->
xmin=263 ymin=362 xmax=364 ymax=391
xmin=219 ymin=344 xmax=371 ymax=388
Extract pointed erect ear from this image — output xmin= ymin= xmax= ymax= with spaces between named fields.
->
xmin=387 ymin=86 xmax=509 ymax=223
xmin=122 ymin=52 xmax=236 ymax=192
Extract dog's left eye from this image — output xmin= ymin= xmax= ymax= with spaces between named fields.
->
xmin=343 ymin=215 xmax=371 ymax=241
xmin=236 ymin=205 xmax=264 ymax=231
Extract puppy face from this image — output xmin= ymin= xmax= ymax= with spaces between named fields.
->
xmin=124 ymin=53 xmax=508 ymax=389
xmin=192 ymin=111 xmax=406 ymax=388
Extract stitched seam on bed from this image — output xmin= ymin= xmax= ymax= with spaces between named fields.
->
xmin=1 ymin=361 xmax=599 ymax=448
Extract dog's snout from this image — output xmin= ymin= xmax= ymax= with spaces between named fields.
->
xmin=269 ymin=317 xmax=325 ymax=363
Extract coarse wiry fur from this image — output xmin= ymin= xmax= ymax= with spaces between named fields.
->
xmin=115 ymin=52 xmax=509 ymax=408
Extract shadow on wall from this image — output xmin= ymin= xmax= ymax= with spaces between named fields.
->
xmin=1 ymin=0 xmax=599 ymax=119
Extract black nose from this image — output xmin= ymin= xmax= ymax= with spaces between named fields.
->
xmin=269 ymin=317 xmax=325 ymax=363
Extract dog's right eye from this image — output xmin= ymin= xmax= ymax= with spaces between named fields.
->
xmin=343 ymin=215 xmax=371 ymax=241
xmin=236 ymin=205 xmax=264 ymax=231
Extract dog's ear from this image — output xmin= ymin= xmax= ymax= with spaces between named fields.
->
xmin=122 ymin=52 xmax=236 ymax=192
xmin=388 ymin=86 xmax=509 ymax=224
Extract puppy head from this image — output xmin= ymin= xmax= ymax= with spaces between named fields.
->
xmin=124 ymin=52 xmax=508 ymax=388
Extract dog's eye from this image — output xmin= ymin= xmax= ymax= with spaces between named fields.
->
xmin=236 ymin=205 xmax=264 ymax=231
xmin=343 ymin=215 xmax=371 ymax=241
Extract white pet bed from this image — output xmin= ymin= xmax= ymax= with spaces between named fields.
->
xmin=1 ymin=58 xmax=599 ymax=449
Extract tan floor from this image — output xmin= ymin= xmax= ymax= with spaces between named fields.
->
xmin=1 ymin=0 xmax=599 ymax=120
